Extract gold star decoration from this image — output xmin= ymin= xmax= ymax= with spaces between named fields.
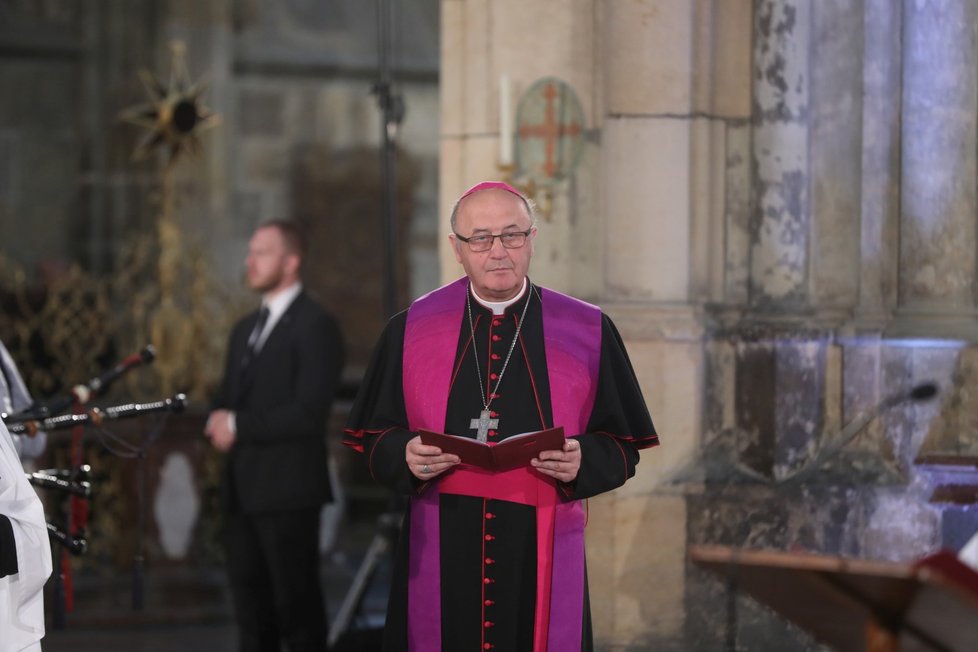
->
xmin=119 ymin=41 xmax=220 ymax=166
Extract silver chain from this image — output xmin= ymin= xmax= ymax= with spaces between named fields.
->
xmin=466 ymin=283 xmax=533 ymax=412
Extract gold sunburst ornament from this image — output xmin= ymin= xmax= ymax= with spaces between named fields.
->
xmin=117 ymin=40 xmax=223 ymax=396
xmin=119 ymin=41 xmax=220 ymax=166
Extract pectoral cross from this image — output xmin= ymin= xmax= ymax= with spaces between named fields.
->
xmin=469 ymin=410 xmax=499 ymax=443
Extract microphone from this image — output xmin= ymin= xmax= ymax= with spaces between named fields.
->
xmin=5 ymin=393 xmax=186 ymax=435
xmin=36 ymin=464 xmax=91 ymax=483
xmin=778 ymin=381 xmax=940 ymax=485
xmin=909 ymin=382 xmax=939 ymax=402
xmin=46 ymin=522 xmax=87 ymax=556
xmin=669 ymin=381 xmax=941 ymax=486
xmin=75 ymin=345 xmax=157 ymax=404
xmin=21 ymin=345 xmax=158 ymax=419
xmin=27 ymin=472 xmax=92 ymax=498
xmin=1 ymin=407 xmax=48 ymax=425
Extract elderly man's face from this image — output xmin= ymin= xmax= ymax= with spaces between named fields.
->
xmin=450 ymin=188 xmax=536 ymax=301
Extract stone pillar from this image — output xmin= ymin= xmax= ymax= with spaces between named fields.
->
xmin=809 ymin=0 xmax=862 ymax=316
xmin=887 ymin=1 xmax=978 ymax=340
xmin=749 ymin=0 xmax=810 ymax=310
xmin=730 ymin=0 xmax=823 ymax=482
xmin=602 ymin=0 xmax=696 ymax=302
xmin=843 ymin=0 xmax=902 ymax=467
xmin=854 ymin=0 xmax=901 ymax=327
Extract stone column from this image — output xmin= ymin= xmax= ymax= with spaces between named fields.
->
xmin=731 ymin=0 xmax=825 ymax=481
xmin=809 ymin=0 xmax=862 ymax=316
xmin=597 ymin=1 xmax=719 ymax=646
xmin=887 ymin=1 xmax=978 ymax=340
xmin=748 ymin=0 xmax=810 ymax=310
xmin=854 ymin=0 xmax=901 ymax=327
xmin=602 ymin=0 xmax=696 ymax=302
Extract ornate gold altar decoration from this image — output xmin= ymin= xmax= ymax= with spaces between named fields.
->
xmin=0 ymin=42 xmax=239 ymax=572
xmin=118 ymin=40 xmax=226 ymax=398
xmin=119 ymin=41 xmax=219 ymax=165
xmin=0 ymin=41 xmax=238 ymax=405
xmin=0 ymin=256 xmax=113 ymax=396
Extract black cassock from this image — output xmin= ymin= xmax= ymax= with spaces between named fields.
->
xmin=345 ymin=285 xmax=658 ymax=651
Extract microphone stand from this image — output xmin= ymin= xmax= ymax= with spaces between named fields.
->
xmin=702 ymin=382 xmax=939 ymax=650
xmin=775 ymin=382 xmax=939 ymax=485
xmin=373 ymin=0 xmax=409 ymax=608
xmin=330 ymin=6 xmax=406 ymax=645
xmin=32 ymin=395 xmax=182 ymax=617
xmin=327 ymin=511 xmax=400 ymax=649
xmin=671 ymin=382 xmax=941 ymax=487
xmin=133 ymin=443 xmax=146 ymax=611
xmin=128 ymin=400 xmax=177 ymax=612
xmin=50 ymin=397 xmax=87 ymax=631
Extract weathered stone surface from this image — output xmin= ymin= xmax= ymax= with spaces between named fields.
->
xmin=897 ymin=0 xmax=978 ymax=319
xmin=602 ymin=117 xmax=691 ymax=301
xmin=602 ymin=0 xmax=695 ymax=115
xmin=588 ymin=492 xmax=686 ymax=647
xmin=724 ymin=123 xmax=752 ymax=305
xmin=704 ymin=0 xmax=753 ymax=119
xmin=810 ymin=0 xmax=861 ymax=309
xmin=856 ymin=0 xmax=901 ymax=324
xmin=749 ymin=0 xmax=810 ymax=307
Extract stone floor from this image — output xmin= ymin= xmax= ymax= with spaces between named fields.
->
xmin=39 ymin=513 xmax=395 ymax=652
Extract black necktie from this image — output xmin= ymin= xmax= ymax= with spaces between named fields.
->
xmin=241 ymin=306 xmax=270 ymax=371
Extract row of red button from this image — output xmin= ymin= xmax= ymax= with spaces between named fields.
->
xmin=482 ymin=507 xmax=498 ymax=649
xmin=483 ymin=316 xmax=508 ymax=650
xmin=485 ymin=316 xmax=506 ymax=440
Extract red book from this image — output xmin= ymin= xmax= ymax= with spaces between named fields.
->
xmin=419 ymin=426 xmax=565 ymax=472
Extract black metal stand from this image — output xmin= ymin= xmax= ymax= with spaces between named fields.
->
xmin=327 ymin=512 xmax=400 ymax=650
xmin=371 ymin=0 xmax=405 ymax=320
xmin=132 ymin=448 xmax=145 ymax=610
xmin=40 ymin=464 xmax=91 ymax=629
xmin=51 ymin=549 xmax=67 ymax=629
xmin=327 ymin=3 xmax=406 ymax=648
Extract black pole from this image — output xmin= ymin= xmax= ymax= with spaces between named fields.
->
xmin=132 ymin=448 xmax=145 ymax=610
xmin=51 ymin=547 xmax=66 ymax=629
xmin=372 ymin=0 xmax=404 ymax=319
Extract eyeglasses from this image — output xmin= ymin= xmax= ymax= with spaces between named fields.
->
xmin=453 ymin=228 xmax=532 ymax=252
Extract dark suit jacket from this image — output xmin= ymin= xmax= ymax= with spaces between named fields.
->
xmin=212 ymin=291 xmax=344 ymax=514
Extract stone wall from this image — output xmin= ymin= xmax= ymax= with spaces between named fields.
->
xmin=442 ymin=0 xmax=978 ymax=648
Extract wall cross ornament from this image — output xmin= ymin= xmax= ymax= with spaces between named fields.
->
xmin=497 ymin=76 xmax=586 ymax=220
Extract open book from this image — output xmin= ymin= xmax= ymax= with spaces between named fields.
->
xmin=419 ymin=426 xmax=565 ymax=472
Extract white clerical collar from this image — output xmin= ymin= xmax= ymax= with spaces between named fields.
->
xmin=256 ymin=282 xmax=302 ymax=348
xmin=471 ymin=278 xmax=528 ymax=315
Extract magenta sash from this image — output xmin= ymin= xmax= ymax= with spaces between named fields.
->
xmin=403 ymin=278 xmax=601 ymax=651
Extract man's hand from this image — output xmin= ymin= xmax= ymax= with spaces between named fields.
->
xmin=406 ymin=435 xmax=460 ymax=480
xmin=531 ymin=437 xmax=581 ymax=483
xmin=205 ymin=409 xmax=236 ymax=452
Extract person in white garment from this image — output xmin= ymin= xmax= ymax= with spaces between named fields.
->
xmin=0 ymin=341 xmax=46 ymax=472
xmin=0 ymin=418 xmax=51 ymax=652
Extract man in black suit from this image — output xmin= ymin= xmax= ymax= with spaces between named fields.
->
xmin=206 ymin=219 xmax=344 ymax=652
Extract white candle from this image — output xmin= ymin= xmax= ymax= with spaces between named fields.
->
xmin=499 ymin=73 xmax=513 ymax=166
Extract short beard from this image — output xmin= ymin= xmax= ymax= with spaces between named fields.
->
xmin=249 ymin=269 xmax=284 ymax=294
